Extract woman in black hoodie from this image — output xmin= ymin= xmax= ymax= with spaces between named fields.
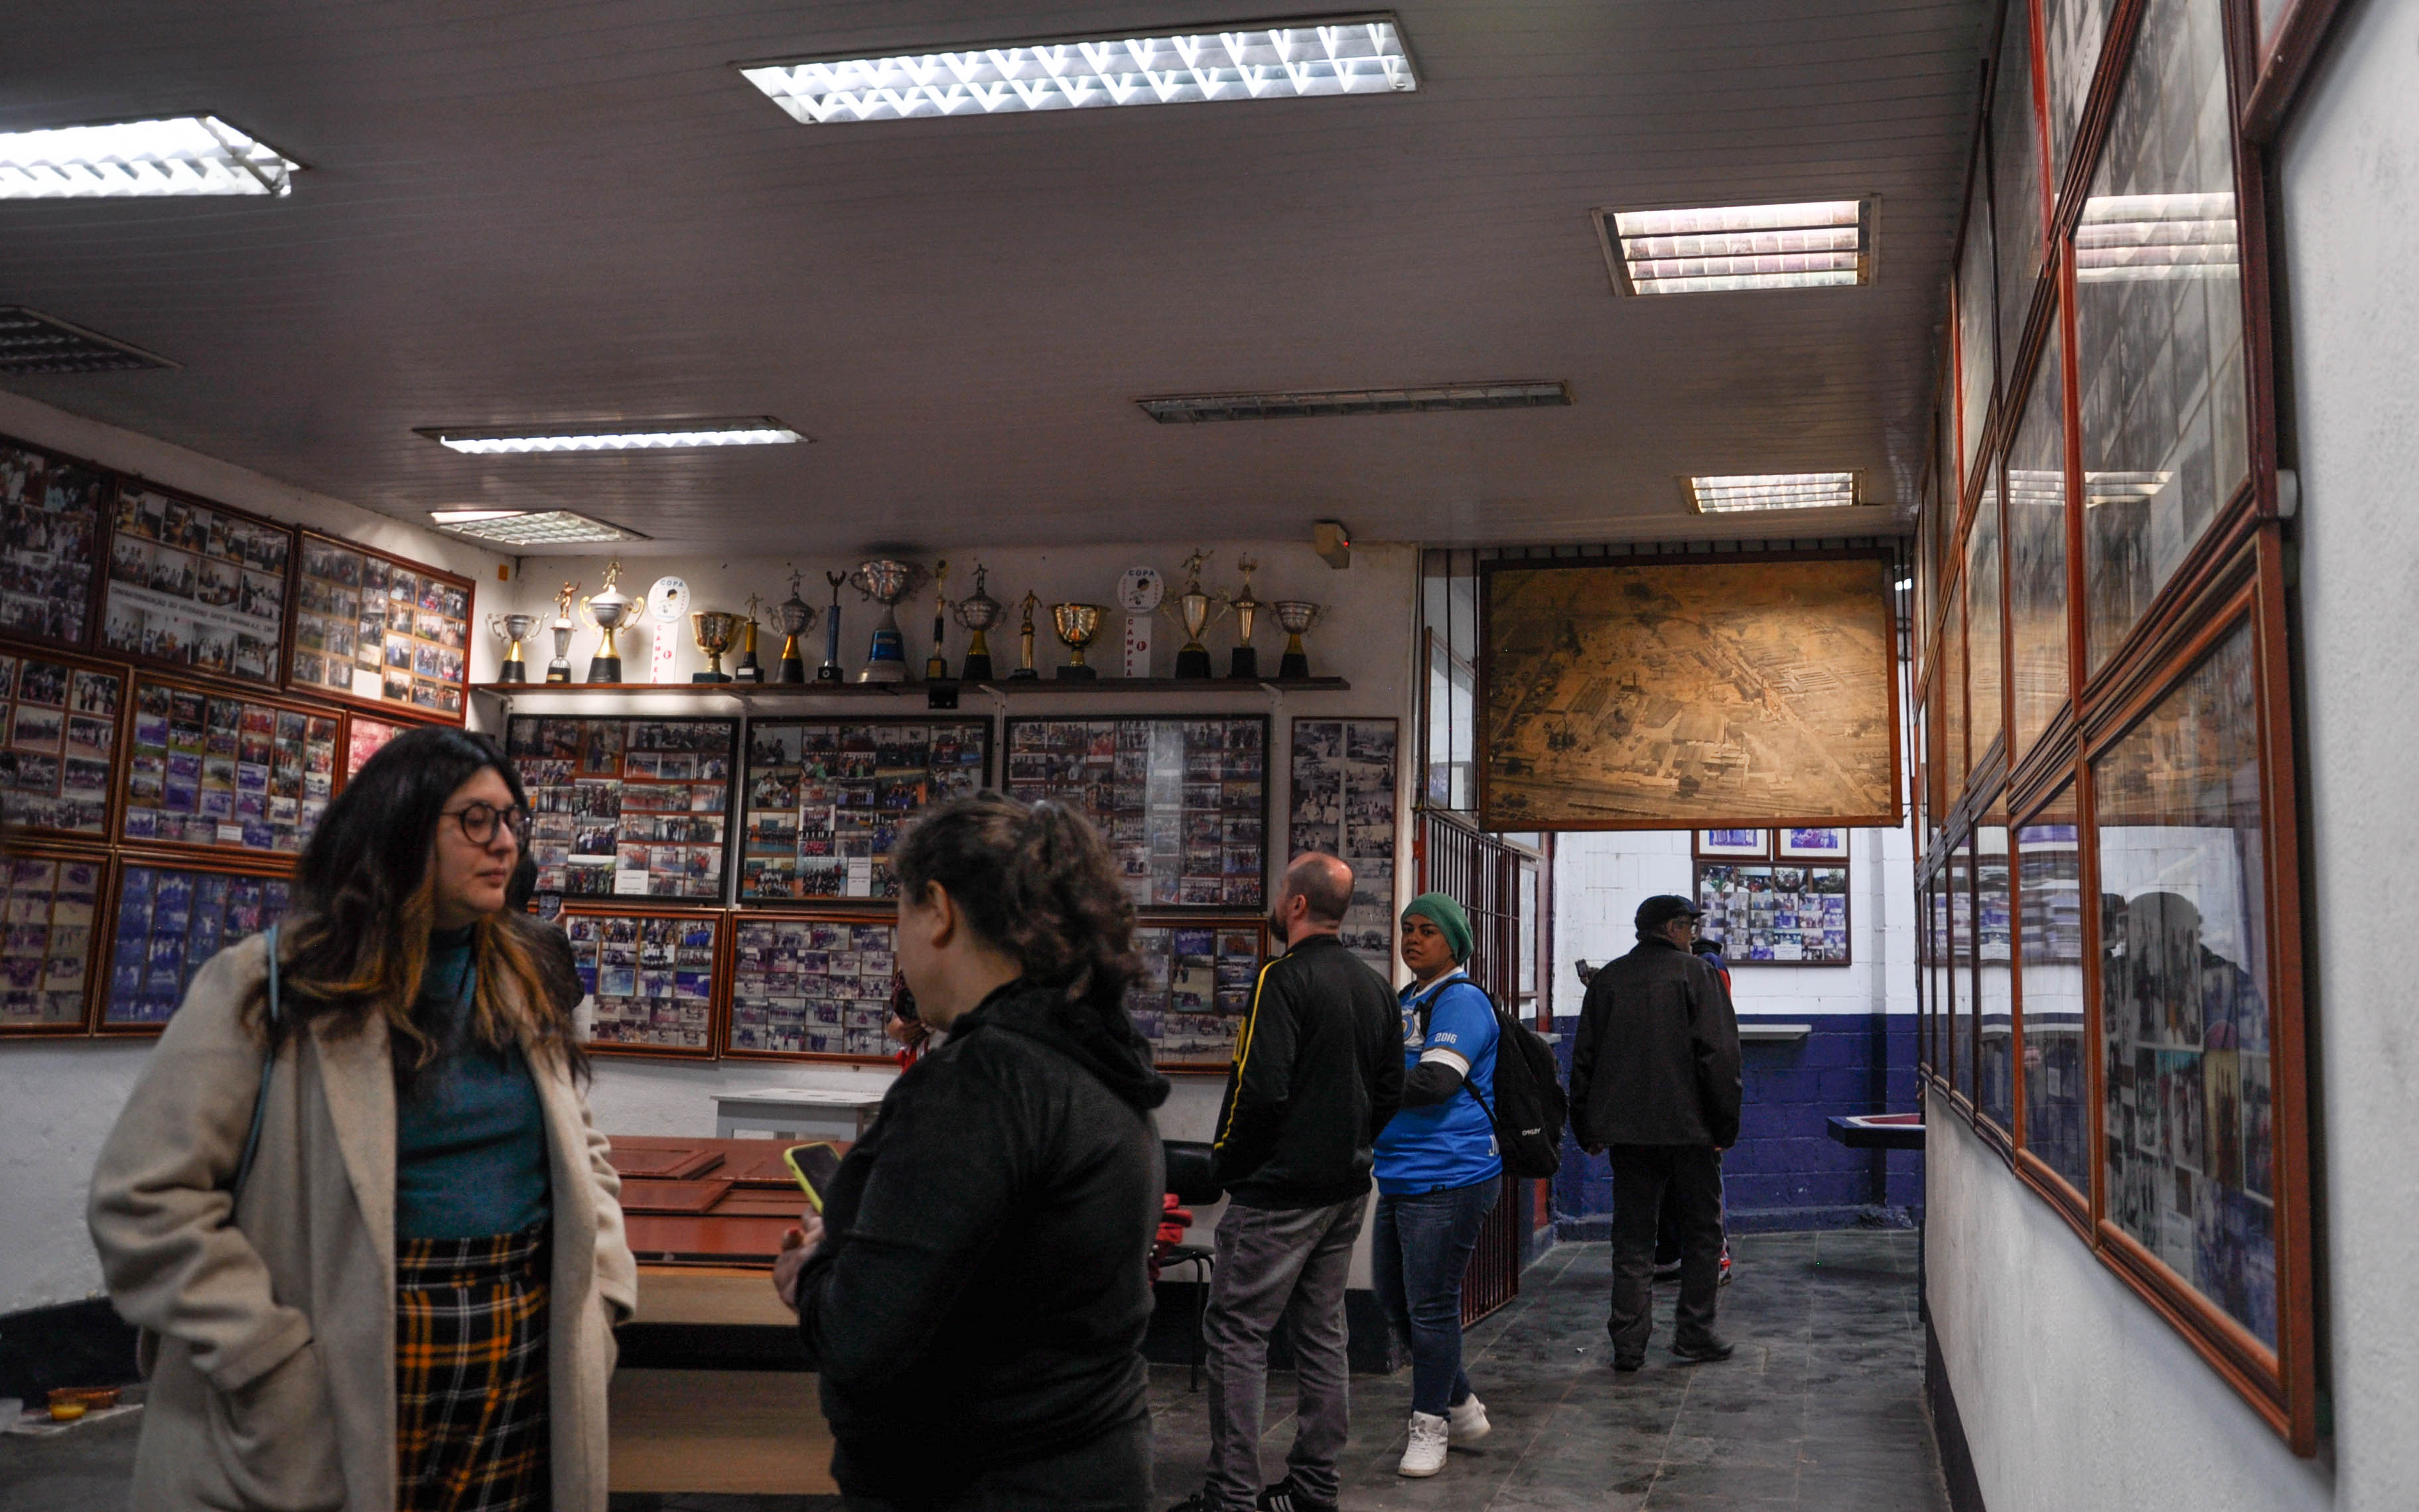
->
xmin=774 ymin=791 xmax=1170 ymax=1511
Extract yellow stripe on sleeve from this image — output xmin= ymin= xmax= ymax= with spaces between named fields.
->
xmin=1213 ymin=957 xmax=1284 ymax=1151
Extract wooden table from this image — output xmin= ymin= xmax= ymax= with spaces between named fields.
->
xmin=608 ymin=1134 xmax=835 ymax=1271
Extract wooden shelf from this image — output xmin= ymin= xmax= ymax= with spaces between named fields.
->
xmin=472 ymin=675 xmax=1350 ymax=700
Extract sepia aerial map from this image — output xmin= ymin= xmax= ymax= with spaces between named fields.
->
xmin=1481 ymin=557 xmax=1898 ymax=829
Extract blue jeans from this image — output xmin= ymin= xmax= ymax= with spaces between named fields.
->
xmin=1371 ymin=1178 xmax=1501 ymax=1416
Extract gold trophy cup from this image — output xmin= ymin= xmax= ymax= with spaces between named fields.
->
xmin=1227 ymin=556 xmax=1263 ymax=680
xmin=954 ymin=563 xmax=1002 ymax=681
xmin=581 ymin=562 xmax=634 ymax=684
xmin=772 ymin=571 xmax=818 ymax=685
xmin=490 ymin=613 xmax=539 ymax=685
xmin=547 ymin=581 xmax=579 ymax=683
xmin=691 ymin=610 xmax=742 ymax=683
xmin=1164 ymin=548 xmax=1224 ymax=679
xmin=1273 ymin=600 xmax=1322 ymax=680
xmin=1051 ymin=602 xmax=1107 ymax=680
xmin=733 ymin=594 xmax=766 ymax=683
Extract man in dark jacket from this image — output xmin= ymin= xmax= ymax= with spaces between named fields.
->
xmin=1569 ymin=893 xmax=1744 ymax=1371
xmin=1169 ymin=853 xmax=1403 ymax=1512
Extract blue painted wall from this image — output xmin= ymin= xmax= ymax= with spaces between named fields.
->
xmin=1552 ymin=1012 xmax=1922 ymax=1237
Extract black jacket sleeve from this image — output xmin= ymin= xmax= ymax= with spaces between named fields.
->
xmin=1369 ymin=1002 xmax=1405 ymax=1140
xmin=1568 ymin=971 xmax=1610 ymax=1147
xmin=1211 ymin=965 xmax=1297 ymax=1186
xmin=1689 ymin=963 xmax=1744 ymax=1149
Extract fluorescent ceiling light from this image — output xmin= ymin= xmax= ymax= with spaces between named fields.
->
xmin=0 ymin=306 xmax=176 ymax=374
xmin=740 ymin=16 xmax=1415 ymax=124
xmin=428 ymin=510 xmax=648 ymax=545
xmin=1684 ymin=472 xmax=1862 ymax=514
xmin=1596 ymin=198 xmax=1875 ymax=295
xmin=1139 ymin=380 xmax=1566 ymax=423
xmin=415 ymin=418 xmax=806 ymax=454
xmin=0 ymin=115 xmax=299 ymax=198
xmin=2083 ymin=470 xmax=2173 ymax=508
xmin=2075 ymin=192 xmax=2237 ymax=282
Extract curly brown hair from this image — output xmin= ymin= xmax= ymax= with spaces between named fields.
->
xmin=890 ymin=790 xmax=1140 ymax=1030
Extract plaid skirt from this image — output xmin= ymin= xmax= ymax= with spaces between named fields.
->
xmin=396 ymin=1223 xmax=552 ymax=1512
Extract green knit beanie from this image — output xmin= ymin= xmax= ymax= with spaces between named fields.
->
xmin=1402 ymin=892 xmax=1474 ymax=963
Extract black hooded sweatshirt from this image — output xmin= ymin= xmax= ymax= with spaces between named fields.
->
xmin=794 ymin=979 xmax=1170 ymax=1496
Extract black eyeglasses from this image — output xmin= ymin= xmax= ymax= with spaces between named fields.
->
xmin=443 ymin=801 xmax=530 ymax=845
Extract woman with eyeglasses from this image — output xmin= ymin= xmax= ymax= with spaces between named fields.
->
xmin=90 ymin=726 xmax=634 ymax=1512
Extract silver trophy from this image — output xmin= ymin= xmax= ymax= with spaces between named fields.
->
xmin=954 ymin=562 xmax=1002 ymax=681
xmin=1164 ymin=548 xmax=1224 ymax=680
xmin=546 ymin=581 xmax=579 ymax=683
xmin=581 ymin=561 xmax=636 ymax=683
xmin=851 ymin=559 xmax=928 ymax=684
xmin=1273 ymin=600 xmax=1322 ymax=679
xmin=490 ymin=612 xmax=539 ymax=685
xmin=772 ymin=569 xmax=818 ymax=684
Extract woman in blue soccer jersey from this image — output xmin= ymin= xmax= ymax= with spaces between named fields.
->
xmin=1371 ymin=891 xmax=1502 ymax=1479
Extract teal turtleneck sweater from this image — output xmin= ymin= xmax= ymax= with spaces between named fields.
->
xmin=393 ymin=927 xmax=553 ymax=1240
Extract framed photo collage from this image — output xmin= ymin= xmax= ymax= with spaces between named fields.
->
xmin=1692 ymin=827 xmax=1854 ymax=965
xmin=0 ymin=430 xmax=474 ymax=1040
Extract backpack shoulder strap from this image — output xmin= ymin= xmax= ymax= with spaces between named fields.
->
xmin=230 ymin=924 xmax=281 ymax=1200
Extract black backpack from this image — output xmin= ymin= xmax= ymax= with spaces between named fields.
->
xmin=1419 ymin=981 xmax=1567 ymax=1179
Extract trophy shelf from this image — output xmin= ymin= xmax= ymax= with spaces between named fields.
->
xmin=472 ymin=676 xmax=1351 ymax=701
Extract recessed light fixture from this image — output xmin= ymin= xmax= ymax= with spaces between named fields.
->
xmin=2074 ymin=193 xmax=2237 ymax=282
xmin=739 ymin=15 xmax=1416 ymax=125
xmin=1138 ymin=380 xmax=1567 ymax=423
xmin=1595 ymin=198 xmax=1876 ymax=296
xmin=1683 ymin=472 xmax=1862 ymax=514
xmin=428 ymin=510 xmax=649 ymax=545
xmin=415 ymin=418 xmax=806 ymax=454
xmin=0 ymin=307 xmax=177 ymax=375
xmin=0 ymin=115 xmax=300 ymax=198
xmin=2083 ymin=470 xmax=2174 ymax=507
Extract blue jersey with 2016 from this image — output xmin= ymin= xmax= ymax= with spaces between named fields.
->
xmin=1373 ymin=971 xmax=1503 ymax=1195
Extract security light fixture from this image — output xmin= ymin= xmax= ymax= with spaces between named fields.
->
xmin=0 ymin=115 xmax=300 ymax=198
xmin=1596 ymin=198 xmax=1876 ymax=296
xmin=1683 ymin=472 xmax=1863 ymax=514
xmin=1138 ymin=381 xmax=1567 ymax=423
xmin=427 ymin=510 xmax=648 ymax=546
xmin=739 ymin=15 xmax=1416 ymax=125
xmin=415 ymin=419 xmax=806 ymax=454
xmin=2074 ymin=193 xmax=2238 ymax=282
xmin=0 ymin=307 xmax=177 ymax=374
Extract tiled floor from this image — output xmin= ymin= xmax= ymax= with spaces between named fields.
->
xmin=1 ymin=1233 xmax=1947 ymax=1512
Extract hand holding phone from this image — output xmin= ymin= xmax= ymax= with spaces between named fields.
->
xmin=782 ymin=1141 xmax=843 ymax=1213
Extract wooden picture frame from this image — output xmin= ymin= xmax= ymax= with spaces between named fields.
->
xmin=1693 ymin=860 xmax=1852 ymax=967
xmin=0 ymin=644 xmax=131 ymax=844
xmin=96 ymin=851 xmax=294 ymax=1036
xmin=0 ymin=436 xmax=112 ymax=654
xmin=0 ymin=841 xmax=111 ymax=1037
xmin=1128 ymin=915 xmax=1271 ymax=1072
xmin=100 ymin=480 xmax=295 ymax=692
xmin=116 ymin=672 xmax=343 ymax=862
xmin=1693 ymin=829 xmax=1770 ymax=860
xmin=1776 ymin=826 xmax=1852 ymax=860
xmin=1002 ymin=715 xmax=1271 ymax=912
xmin=557 ymin=901 xmax=726 ymax=1059
xmin=287 ymin=530 xmax=476 ymax=724
xmin=735 ymin=715 xmax=992 ymax=906
xmin=506 ymin=713 xmax=740 ymax=910
xmin=722 ymin=909 xmax=902 ymax=1062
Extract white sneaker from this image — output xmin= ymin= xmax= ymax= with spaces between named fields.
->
xmin=1398 ymin=1411 xmax=1450 ymax=1477
xmin=1447 ymin=1394 xmax=1491 ymax=1446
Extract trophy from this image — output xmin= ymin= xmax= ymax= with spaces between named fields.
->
xmin=772 ymin=571 xmax=817 ymax=684
xmin=581 ymin=562 xmax=634 ymax=683
xmin=546 ymin=581 xmax=579 ymax=683
xmin=851 ymin=559 xmax=928 ymax=684
xmin=490 ymin=612 xmax=539 ymax=685
xmin=922 ymin=561 xmax=952 ymax=682
xmin=1273 ymin=600 xmax=1322 ymax=679
xmin=1164 ymin=548 xmax=1223 ymax=679
xmin=1051 ymin=602 xmax=1106 ymax=680
xmin=818 ymin=572 xmax=847 ymax=682
xmin=1009 ymin=590 xmax=1041 ymax=679
xmin=954 ymin=563 xmax=1002 ymax=681
xmin=690 ymin=610 xmax=742 ymax=683
xmin=1227 ymin=556 xmax=1263 ymax=680
xmin=733 ymin=594 xmax=766 ymax=683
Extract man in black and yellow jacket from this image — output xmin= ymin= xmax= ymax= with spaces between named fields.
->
xmin=1167 ymin=853 xmax=1401 ymax=1512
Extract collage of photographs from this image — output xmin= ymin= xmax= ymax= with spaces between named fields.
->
xmin=1287 ymin=719 xmax=1399 ymax=974
xmin=563 ymin=910 xmax=721 ymax=1052
xmin=1694 ymin=862 xmax=1852 ymax=964
xmin=0 ymin=854 xmax=102 ymax=1030
xmin=292 ymin=533 xmax=472 ymax=717
xmin=103 ymin=863 xmax=291 ymax=1028
xmin=119 ymin=679 xmax=338 ymax=854
xmin=509 ymin=717 xmax=736 ymax=904
xmin=102 ymin=488 xmax=289 ymax=687
xmin=0 ymin=445 xmax=105 ymax=649
xmin=1125 ymin=923 xmax=1265 ymax=1067
xmin=726 ymin=916 xmax=900 ymax=1058
xmin=738 ymin=719 xmax=989 ymax=902
xmin=1002 ymin=716 xmax=1267 ymax=910
xmin=0 ymin=653 xmax=119 ymax=837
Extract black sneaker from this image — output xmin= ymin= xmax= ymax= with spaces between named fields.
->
xmin=1257 ymin=1478 xmax=1338 ymax=1512
xmin=1651 ymin=1259 xmax=1683 ymax=1281
xmin=1669 ymin=1335 xmax=1735 ymax=1363
xmin=1164 ymin=1493 xmax=1224 ymax=1512
xmin=1612 ymin=1353 xmax=1645 ymax=1373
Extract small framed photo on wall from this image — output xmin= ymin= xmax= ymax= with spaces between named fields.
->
xmin=1694 ymin=829 xmax=1769 ymax=859
xmin=1777 ymin=827 xmax=1852 ymax=860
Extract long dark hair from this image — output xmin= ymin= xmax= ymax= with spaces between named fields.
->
xmin=257 ymin=725 xmax=585 ymax=1081
xmin=890 ymin=790 xmax=1140 ymax=1033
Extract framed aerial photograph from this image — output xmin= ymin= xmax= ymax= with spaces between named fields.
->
xmin=1288 ymin=718 xmax=1398 ymax=975
xmin=98 ymin=857 xmax=293 ymax=1033
xmin=1777 ymin=826 xmax=1852 ymax=860
xmin=0 ymin=439 xmax=109 ymax=651
xmin=1694 ymin=829 xmax=1770 ymax=859
xmin=507 ymin=715 xmax=738 ymax=907
xmin=724 ymin=911 xmax=902 ymax=1060
xmin=559 ymin=903 xmax=725 ymax=1058
xmin=0 ymin=845 xmax=109 ymax=1036
xmin=289 ymin=531 xmax=474 ymax=722
xmin=738 ymin=717 xmax=989 ymax=904
xmin=1479 ymin=553 xmax=1900 ymax=830
xmin=1002 ymin=716 xmax=1268 ymax=910
xmin=1125 ymin=916 xmax=1269 ymax=1071
xmin=101 ymin=485 xmax=293 ymax=689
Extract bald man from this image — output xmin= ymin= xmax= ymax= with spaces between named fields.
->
xmin=1172 ymin=854 xmax=1403 ymax=1512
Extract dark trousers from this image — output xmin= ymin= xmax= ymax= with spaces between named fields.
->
xmin=1371 ymin=1177 xmax=1501 ymax=1416
xmin=835 ymin=1414 xmax=1152 ymax=1511
xmin=1607 ymin=1144 xmax=1724 ymax=1358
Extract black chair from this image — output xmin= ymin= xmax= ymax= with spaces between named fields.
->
xmin=1160 ymin=1139 xmax=1224 ymax=1391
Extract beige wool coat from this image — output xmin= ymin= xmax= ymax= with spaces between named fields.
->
xmin=88 ymin=933 xmax=638 ymax=1512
